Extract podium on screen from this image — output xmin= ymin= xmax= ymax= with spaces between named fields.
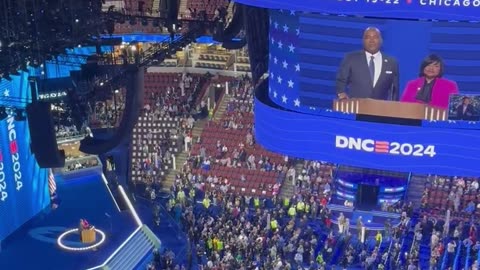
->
xmin=333 ymin=98 xmax=446 ymax=121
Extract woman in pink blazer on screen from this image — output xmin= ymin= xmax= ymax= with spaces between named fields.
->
xmin=401 ymin=54 xmax=459 ymax=109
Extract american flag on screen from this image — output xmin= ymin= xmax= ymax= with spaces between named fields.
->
xmin=48 ymin=169 xmax=57 ymax=196
xmin=268 ymin=10 xmax=303 ymax=111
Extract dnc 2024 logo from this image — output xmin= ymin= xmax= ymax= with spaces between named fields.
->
xmin=335 ymin=135 xmax=436 ymax=157
xmin=0 ymin=150 xmax=6 ymax=202
xmin=0 ymin=113 xmax=24 ymax=203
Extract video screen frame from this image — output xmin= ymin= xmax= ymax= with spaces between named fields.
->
xmin=448 ymin=94 xmax=480 ymax=121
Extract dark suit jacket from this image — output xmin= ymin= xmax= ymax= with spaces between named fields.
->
xmin=456 ymin=104 xmax=476 ymax=120
xmin=336 ymin=50 xmax=399 ymax=100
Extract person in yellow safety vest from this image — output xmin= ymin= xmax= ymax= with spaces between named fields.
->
xmin=217 ymin=240 xmax=224 ymax=251
xmin=212 ymin=237 xmax=219 ymax=250
xmin=296 ymin=200 xmax=305 ymax=212
xmin=316 ymin=253 xmax=325 ymax=265
xmin=270 ymin=219 xmax=278 ymax=231
xmin=283 ymin=197 xmax=290 ymax=209
xmin=375 ymin=231 xmax=383 ymax=245
xmin=254 ymin=197 xmax=260 ymax=208
xmin=208 ymin=109 xmax=214 ymax=120
xmin=288 ymin=205 xmax=296 ymax=217
xmin=177 ymin=189 xmax=186 ymax=205
xmin=168 ymin=197 xmax=175 ymax=212
xmin=203 ymin=197 xmax=211 ymax=209
xmin=304 ymin=202 xmax=310 ymax=214
xmin=207 ymin=237 xmax=213 ymax=252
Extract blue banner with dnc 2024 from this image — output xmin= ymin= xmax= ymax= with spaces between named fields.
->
xmin=254 ymin=93 xmax=480 ymax=177
xmin=235 ymin=0 xmax=480 ymax=21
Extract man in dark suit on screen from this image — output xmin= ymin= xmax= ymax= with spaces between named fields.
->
xmin=456 ymin=96 xmax=476 ymax=121
xmin=336 ymin=27 xmax=399 ymax=101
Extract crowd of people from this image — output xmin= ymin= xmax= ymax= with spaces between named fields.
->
xmin=132 ymin=72 xmax=209 ymax=197
xmin=118 ymin=72 xmax=480 ymax=270
xmin=157 ymin=174 xmax=438 ymax=270
xmin=52 ymin=102 xmax=84 ymax=139
xmin=53 ymin=88 xmax=127 ymax=139
xmin=422 ymin=175 xmax=480 ymax=218
xmin=89 ymin=91 xmax=126 ymax=129
xmin=64 ymin=156 xmax=101 ymax=172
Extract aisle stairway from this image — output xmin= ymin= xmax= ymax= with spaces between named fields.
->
xmin=178 ymin=0 xmax=188 ymax=19
xmin=418 ymin=241 xmax=431 ymax=270
xmin=226 ymin=1 xmax=234 ymax=20
xmin=279 ymin=161 xmax=303 ymax=199
xmin=213 ymin=94 xmax=230 ymax=121
xmin=162 ymin=120 xmax=207 ymax=191
xmin=406 ymin=174 xmax=428 ymax=207
xmin=94 ymin=225 xmax=160 ymax=270
xmin=152 ymin=0 xmax=160 ymax=14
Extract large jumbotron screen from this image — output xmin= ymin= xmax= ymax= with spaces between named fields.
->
xmin=0 ymin=73 xmax=50 ymax=242
xmin=268 ymin=9 xmax=480 ymax=112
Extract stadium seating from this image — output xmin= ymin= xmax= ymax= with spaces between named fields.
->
xmin=130 ymin=72 xmax=207 ymax=194
xmin=131 ymin=115 xmax=180 ymax=181
xmin=185 ymin=0 xmax=229 ymax=20
xmin=185 ymin=77 xmax=286 ymax=197
xmin=143 ymin=72 xmax=199 ymax=106
xmin=114 ymin=22 xmax=165 ymax=34
xmin=422 ymin=175 xmax=480 ymax=220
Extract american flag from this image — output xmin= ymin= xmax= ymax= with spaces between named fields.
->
xmin=269 ymin=11 xmax=373 ymax=111
xmin=48 ymin=168 xmax=57 ymax=196
xmin=268 ymin=9 xmax=302 ymax=111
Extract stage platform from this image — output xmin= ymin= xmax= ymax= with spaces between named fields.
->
xmin=0 ymin=173 xmax=138 ymax=270
xmin=328 ymin=204 xmax=402 ymax=231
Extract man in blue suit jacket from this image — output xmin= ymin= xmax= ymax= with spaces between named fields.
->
xmin=336 ymin=27 xmax=399 ymax=101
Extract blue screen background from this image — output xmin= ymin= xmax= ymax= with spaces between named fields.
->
xmin=0 ymin=69 xmax=51 ymax=242
xmin=255 ymin=94 xmax=480 ymax=177
xmin=268 ymin=10 xmax=480 ymax=110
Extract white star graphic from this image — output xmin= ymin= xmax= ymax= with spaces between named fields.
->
xmin=271 ymin=37 xmax=275 ymax=44
xmin=295 ymin=64 xmax=300 ymax=72
xmin=282 ymin=95 xmax=288 ymax=103
xmin=3 ymin=89 xmax=9 ymax=96
xmin=282 ymin=60 xmax=288 ymax=69
xmin=288 ymin=80 xmax=294 ymax=88
xmin=290 ymin=10 xmax=296 ymax=16
xmin=270 ymin=72 xmax=275 ymax=78
xmin=277 ymin=76 xmax=283 ymax=84
xmin=273 ymin=91 xmax=278 ymax=98
xmin=296 ymin=28 xmax=300 ymax=36
xmin=274 ymin=57 xmax=278 ymax=64
xmin=289 ymin=44 xmax=295 ymax=53
xmin=283 ymin=24 xmax=289 ymax=32
xmin=294 ymin=98 xmax=300 ymax=107
xmin=278 ymin=41 xmax=283 ymax=49
xmin=274 ymin=22 xmax=279 ymax=29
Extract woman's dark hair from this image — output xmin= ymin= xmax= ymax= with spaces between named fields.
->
xmin=419 ymin=54 xmax=444 ymax=77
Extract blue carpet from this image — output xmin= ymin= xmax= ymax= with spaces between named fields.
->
xmin=134 ymin=197 xmax=189 ymax=267
xmin=0 ymin=173 xmax=137 ymax=270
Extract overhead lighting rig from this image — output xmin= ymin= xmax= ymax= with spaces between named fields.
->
xmin=0 ymin=0 xmax=110 ymax=80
